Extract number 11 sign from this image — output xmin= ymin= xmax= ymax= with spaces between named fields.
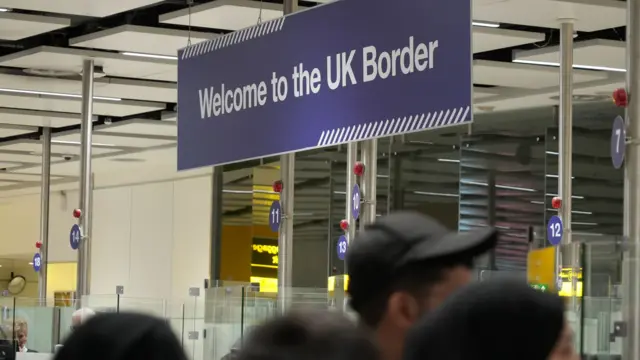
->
xmin=547 ymin=215 xmax=563 ymax=246
xmin=269 ymin=201 xmax=281 ymax=232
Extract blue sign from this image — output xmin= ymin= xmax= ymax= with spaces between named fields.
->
xmin=177 ymin=0 xmax=472 ymax=169
xmin=547 ymin=215 xmax=563 ymax=246
xmin=269 ymin=201 xmax=281 ymax=232
xmin=32 ymin=253 xmax=41 ymax=272
xmin=70 ymin=224 xmax=81 ymax=250
xmin=337 ymin=235 xmax=348 ymax=260
xmin=352 ymin=183 xmax=361 ymax=220
xmin=611 ymin=115 xmax=625 ymax=169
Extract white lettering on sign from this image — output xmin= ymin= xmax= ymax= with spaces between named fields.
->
xmin=196 ymin=36 xmax=441 ymax=120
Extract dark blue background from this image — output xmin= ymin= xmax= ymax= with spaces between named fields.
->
xmin=178 ymin=0 xmax=472 ymax=169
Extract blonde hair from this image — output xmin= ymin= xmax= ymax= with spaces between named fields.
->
xmin=13 ymin=319 xmax=27 ymax=335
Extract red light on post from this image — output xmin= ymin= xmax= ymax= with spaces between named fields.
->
xmin=72 ymin=208 xmax=82 ymax=219
xmin=613 ymin=88 xmax=628 ymax=108
xmin=272 ymin=180 xmax=283 ymax=193
xmin=35 ymin=241 xmax=42 ymax=249
xmin=339 ymin=219 xmax=349 ymax=231
xmin=353 ymin=162 xmax=365 ymax=176
xmin=551 ymin=197 xmax=562 ymax=210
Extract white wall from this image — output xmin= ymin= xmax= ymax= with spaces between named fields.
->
xmin=0 ymin=175 xmax=212 ymax=301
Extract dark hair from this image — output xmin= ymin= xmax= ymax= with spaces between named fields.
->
xmin=236 ymin=310 xmax=378 ymax=360
xmin=356 ymin=257 xmax=473 ymax=328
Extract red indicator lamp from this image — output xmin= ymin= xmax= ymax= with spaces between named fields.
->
xmin=353 ymin=162 xmax=365 ymax=176
xmin=551 ymin=197 xmax=562 ymax=210
xmin=272 ymin=180 xmax=283 ymax=193
xmin=613 ymin=88 xmax=628 ymax=108
xmin=72 ymin=208 xmax=82 ymax=219
xmin=35 ymin=241 xmax=42 ymax=249
xmin=339 ymin=219 xmax=349 ymax=231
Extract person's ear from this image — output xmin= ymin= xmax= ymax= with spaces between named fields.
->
xmin=386 ymin=292 xmax=421 ymax=329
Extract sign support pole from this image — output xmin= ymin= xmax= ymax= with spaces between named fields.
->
xmin=359 ymin=140 xmax=378 ymax=228
xmin=76 ymin=59 xmax=95 ymax=303
xmin=622 ymin=0 xmax=640 ymax=357
xmin=276 ymin=0 xmax=298 ymax=315
xmin=37 ymin=127 xmax=51 ymax=304
xmin=556 ymin=20 xmax=579 ymax=309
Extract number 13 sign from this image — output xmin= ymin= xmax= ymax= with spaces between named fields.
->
xmin=547 ymin=215 xmax=563 ymax=246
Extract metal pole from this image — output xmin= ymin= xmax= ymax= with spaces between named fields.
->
xmin=76 ymin=59 xmax=94 ymax=301
xmin=326 ymin=161 xmax=334 ymax=278
xmin=277 ymin=153 xmax=294 ymax=313
xmin=276 ymin=0 xmax=298 ymax=315
xmin=558 ymin=21 xmax=573 ymax=246
xmin=359 ymin=140 xmax=377 ymax=228
xmin=210 ymin=168 xmax=223 ymax=282
xmin=37 ymin=127 xmax=51 ymax=304
xmin=622 ymin=0 xmax=640 ymax=357
xmin=345 ymin=143 xmax=357 ymax=247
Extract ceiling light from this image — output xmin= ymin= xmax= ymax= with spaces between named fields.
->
xmin=377 ymin=174 xmax=389 ymax=178
xmin=335 ymin=191 xmax=346 ymax=195
xmin=546 ymin=208 xmax=592 ymax=215
xmin=473 ymin=21 xmax=499 ymax=28
xmin=573 ymin=222 xmax=598 ymax=226
xmin=121 ymin=52 xmax=178 ymax=61
xmin=513 ymin=59 xmax=625 ymax=73
xmin=546 ymin=193 xmax=584 ymax=200
xmin=546 ymin=151 xmax=559 ymax=155
xmin=0 ymin=8 xmax=9 ymax=12
xmin=413 ymin=191 xmax=459 ymax=197
xmin=52 ymin=140 xmax=117 ymax=147
xmin=438 ymin=158 xmax=460 ymax=163
xmin=531 ymin=201 xmax=545 ymax=205
xmin=462 ymin=181 xmax=536 ymax=192
xmin=28 ymin=262 xmax=33 ymax=265
xmin=0 ymin=88 xmax=121 ymax=101
xmin=546 ymin=174 xmax=575 ymax=179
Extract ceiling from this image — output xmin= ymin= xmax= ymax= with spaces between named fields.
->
xmin=0 ymin=0 xmax=628 ymax=272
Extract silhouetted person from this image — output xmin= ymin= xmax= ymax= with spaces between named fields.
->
xmin=54 ymin=313 xmax=187 ymax=360
xmin=346 ymin=211 xmax=498 ymax=360
xmin=237 ymin=310 xmax=379 ymax=360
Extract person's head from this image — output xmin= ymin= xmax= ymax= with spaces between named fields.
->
xmin=236 ymin=310 xmax=379 ymax=360
xmin=13 ymin=320 xmax=27 ymax=349
xmin=346 ymin=211 xmax=497 ymax=360
xmin=71 ymin=308 xmax=95 ymax=329
xmin=54 ymin=313 xmax=187 ymax=360
xmin=403 ymin=280 xmax=578 ymax=360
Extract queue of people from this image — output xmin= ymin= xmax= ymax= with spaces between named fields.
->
xmin=48 ymin=211 xmax=576 ymax=360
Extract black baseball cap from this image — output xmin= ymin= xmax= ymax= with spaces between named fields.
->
xmin=346 ymin=211 xmax=498 ymax=312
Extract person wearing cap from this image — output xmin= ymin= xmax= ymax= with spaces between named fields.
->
xmin=346 ymin=211 xmax=498 ymax=360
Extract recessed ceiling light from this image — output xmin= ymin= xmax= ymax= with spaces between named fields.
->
xmin=0 ymin=88 xmax=121 ymax=101
xmin=472 ymin=21 xmax=499 ymax=28
xmin=121 ymin=52 xmax=177 ymax=61
xmin=513 ymin=59 xmax=625 ymax=73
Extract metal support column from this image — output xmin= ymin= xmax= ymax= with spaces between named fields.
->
xmin=487 ymin=170 xmax=497 ymax=270
xmin=622 ymin=0 xmax=640 ymax=358
xmin=557 ymin=21 xmax=578 ymax=308
xmin=37 ymin=127 xmax=51 ymax=303
xmin=345 ymin=143 xmax=357 ymax=245
xmin=276 ymin=0 xmax=298 ymax=315
xmin=277 ymin=153 xmax=295 ymax=313
xmin=558 ymin=21 xmax=574 ymax=245
xmin=359 ymin=140 xmax=378 ymax=228
xmin=76 ymin=59 xmax=95 ymax=301
xmin=209 ymin=167 xmax=223 ymax=284
xmin=326 ymin=161 xmax=335 ymax=277
xmin=391 ymin=155 xmax=403 ymax=210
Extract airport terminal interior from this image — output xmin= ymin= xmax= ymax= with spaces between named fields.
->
xmin=0 ymin=0 xmax=634 ymax=359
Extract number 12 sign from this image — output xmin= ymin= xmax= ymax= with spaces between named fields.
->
xmin=547 ymin=215 xmax=563 ymax=246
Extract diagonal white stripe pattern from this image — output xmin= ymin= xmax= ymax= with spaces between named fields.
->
xmin=181 ymin=17 xmax=287 ymax=59
xmin=316 ymin=106 xmax=471 ymax=147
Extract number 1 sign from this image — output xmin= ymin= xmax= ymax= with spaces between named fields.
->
xmin=547 ymin=215 xmax=563 ymax=246
xmin=611 ymin=115 xmax=625 ymax=169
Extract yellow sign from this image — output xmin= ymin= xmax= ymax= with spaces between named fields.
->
xmin=327 ymin=275 xmax=349 ymax=292
xmin=558 ymin=267 xmax=583 ymax=297
xmin=527 ymin=246 xmax=556 ymax=289
xmin=250 ymin=276 xmax=278 ymax=293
